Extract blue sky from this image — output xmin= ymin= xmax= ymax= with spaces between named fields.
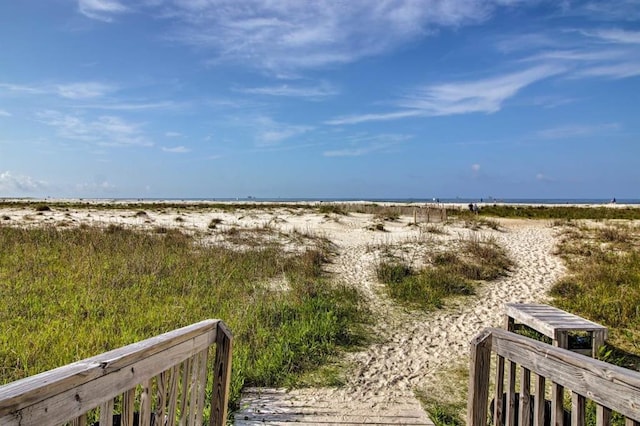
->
xmin=1 ymin=0 xmax=639 ymax=199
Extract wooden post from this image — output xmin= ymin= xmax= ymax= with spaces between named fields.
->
xmin=592 ymin=330 xmax=606 ymax=359
xmin=210 ymin=322 xmax=233 ymax=426
xmin=572 ymin=392 xmax=586 ymax=426
xmin=468 ymin=329 xmax=493 ymax=426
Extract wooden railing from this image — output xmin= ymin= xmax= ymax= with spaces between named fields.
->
xmin=468 ymin=327 xmax=640 ymax=426
xmin=0 ymin=319 xmax=233 ymax=426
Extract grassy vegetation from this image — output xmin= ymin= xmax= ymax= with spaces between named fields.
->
xmin=0 ymin=225 xmax=368 ymax=410
xmin=469 ymin=205 xmax=640 ymax=220
xmin=550 ymin=223 xmax=640 ymax=368
xmin=376 ymin=236 xmax=512 ymax=310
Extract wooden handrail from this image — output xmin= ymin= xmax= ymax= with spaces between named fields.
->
xmin=468 ymin=327 xmax=640 ymax=426
xmin=0 ymin=319 xmax=233 ymax=426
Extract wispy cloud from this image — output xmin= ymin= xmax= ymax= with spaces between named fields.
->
xmin=327 ymin=65 xmax=564 ymax=125
xmin=77 ymin=101 xmax=183 ymax=111
xmin=1 ymin=81 xmax=115 ymax=99
xmin=161 ymin=145 xmax=190 ymax=153
xmin=587 ymin=29 xmax=640 ymax=44
xmin=78 ymin=0 xmax=129 ymax=22
xmin=235 ymin=82 xmax=339 ymax=100
xmin=0 ymin=171 xmax=48 ymax=193
xmin=165 ymin=131 xmax=182 ymax=138
xmin=323 ymin=133 xmax=410 ymax=157
xmin=536 ymin=122 xmax=620 ymax=139
xmin=56 ymin=82 xmax=116 ymax=99
xmin=98 ymin=0 xmax=528 ymax=74
xmin=0 ymin=109 xmax=11 ymax=117
xmin=254 ymin=116 xmax=313 ymax=146
xmin=37 ymin=110 xmax=152 ymax=147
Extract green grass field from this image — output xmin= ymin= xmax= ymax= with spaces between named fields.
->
xmin=0 ymin=224 xmax=368 ymax=409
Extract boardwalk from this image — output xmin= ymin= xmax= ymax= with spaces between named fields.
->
xmin=235 ymin=388 xmax=434 ymax=425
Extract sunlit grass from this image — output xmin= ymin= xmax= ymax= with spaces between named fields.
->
xmin=0 ymin=224 xmax=368 ymax=410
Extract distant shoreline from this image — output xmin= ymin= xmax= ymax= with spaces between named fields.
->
xmin=1 ymin=197 xmax=639 ymax=208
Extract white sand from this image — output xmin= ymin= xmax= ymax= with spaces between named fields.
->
xmin=0 ymin=203 xmax=567 ymax=423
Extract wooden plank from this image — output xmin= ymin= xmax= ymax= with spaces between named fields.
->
xmin=626 ymin=419 xmax=640 ymax=426
xmin=571 ymin=392 xmax=585 ymax=426
xmin=0 ymin=319 xmax=218 ymax=417
xmin=99 ymin=398 xmax=114 ymax=426
xmin=534 ymin=375 xmax=546 ymax=426
xmin=210 ymin=322 xmax=233 ymax=426
xmin=178 ymin=358 xmax=191 ymax=426
xmin=467 ymin=328 xmax=492 ymax=426
xmin=195 ymin=349 xmax=209 ymax=426
xmin=596 ymin=405 xmax=611 ymax=426
xmin=122 ymin=388 xmax=135 ymax=426
xmin=188 ymin=352 xmax=200 ymax=426
xmin=494 ymin=356 xmax=505 ymax=426
xmin=156 ymin=370 xmax=168 ymax=423
xmin=167 ymin=366 xmax=179 ymax=426
xmin=0 ymin=331 xmax=213 ymax=426
xmin=139 ymin=380 xmax=151 ymax=426
xmin=506 ymin=362 xmax=517 ymax=426
xmin=553 ymin=331 xmax=568 ymax=426
xmin=519 ymin=368 xmax=531 ymax=426
xmin=489 ymin=327 xmax=640 ymax=422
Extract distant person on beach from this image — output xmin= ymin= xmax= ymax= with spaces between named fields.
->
xmin=611 ymin=197 xmax=617 ymax=204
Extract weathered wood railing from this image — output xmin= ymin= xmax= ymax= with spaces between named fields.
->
xmin=468 ymin=327 xmax=640 ymax=426
xmin=0 ymin=319 xmax=232 ymax=426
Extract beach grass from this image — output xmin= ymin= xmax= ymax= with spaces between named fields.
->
xmin=376 ymin=236 xmax=512 ymax=309
xmin=550 ymin=223 xmax=640 ymax=367
xmin=0 ymin=224 xmax=368 ymax=409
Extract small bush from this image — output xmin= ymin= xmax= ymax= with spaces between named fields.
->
xmin=318 ymin=204 xmax=347 ymax=215
xmin=35 ymin=205 xmax=51 ymax=212
xmin=209 ymin=218 xmax=223 ymax=229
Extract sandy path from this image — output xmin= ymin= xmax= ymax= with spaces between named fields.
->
xmin=236 ymin=218 xmax=566 ymax=423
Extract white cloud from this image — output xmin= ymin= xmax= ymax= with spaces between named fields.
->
xmin=536 ymin=173 xmax=554 ymax=182
xmin=323 ymin=133 xmax=411 ymax=157
xmin=471 ymin=164 xmax=481 ymax=172
xmin=537 ymin=123 xmax=620 ymax=139
xmin=161 ymin=145 xmax=190 ymax=153
xmin=254 ymin=116 xmax=313 ymax=146
xmin=165 ymin=131 xmax=182 ymax=138
xmin=0 ymin=109 xmax=11 ymax=117
xmin=78 ymin=0 xmax=129 ymax=22
xmin=327 ymin=65 xmax=564 ymax=125
xmin=78 ymin=101 xmax=183 ymax=111
xmin=56 ymin=82 xmax=115 ymax=99
xmin=155 ymin=0 xmax=522 ymax=73
xmin=578 ymin=63 xmax=640 ymax=79
xmin=588 ymin=29 xmax=640 ymax=44
xmin=0 ymin=171 xmax=48 ymax=193
xmin=1 ymin=81 xmax=115 ymax=99
xmin=37 ymin=110 xmax=152 ymax=147
xmin=235 ymin=82 xmax=339 ymax=99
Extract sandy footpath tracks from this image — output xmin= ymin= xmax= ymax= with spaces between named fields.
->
xmin=236 ymin=218 xmax=565 ymax=425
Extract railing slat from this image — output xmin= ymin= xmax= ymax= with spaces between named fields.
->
xmin=626 ymin=419 xmax=640 ymax=426
xmin=188 ymin=351 xmax=200 ymax=425
xmin=506 ymin=361 xmax=517 ymax=426
xmin=167 ymin=366 xmax=179 ymax=426
xmin=495 ymin=355 xmax=506 ymax=426
xmin=99 ymin=398 xmax=114 ymax=426
xmin=534 ymin=375 xmax=546 ymax=426
xmin=571 ymin=392 xmax=585 ymax=426
xmin=519 ymin=367 xmax=531 ymax=426
xmin=178 ymin=358 xmax=191 ymax=426
xmin=122 ymin=388 xmax=135 ymax=426
xmin=139 ymin=380 xmax=151 ymax=426
xmin=195 ymin=348 xmax=210 ymax=426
